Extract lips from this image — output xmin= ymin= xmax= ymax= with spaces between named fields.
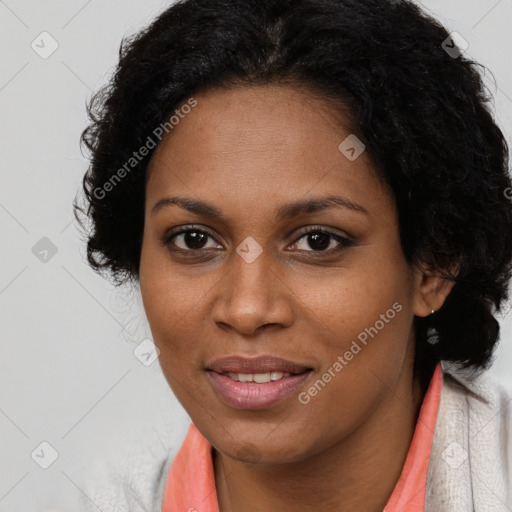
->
xmin=206 ymin=355 xmax=312 ymax=375
xmin=205 ymin=355 xmax=313 ymax=409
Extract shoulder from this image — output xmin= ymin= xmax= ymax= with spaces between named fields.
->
xmin=440 ymin=360 xmax=512 ymax=439
xmin=440 ymin=360 xmax=512 ymax=408
xmin=425 ymin=361 xmax=512 ymax=511
xmin=78 ymin=423 xmax=181 ymax=512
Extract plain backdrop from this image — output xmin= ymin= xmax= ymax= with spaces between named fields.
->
xmin=0 ymin=0 xmax=511 ymax=510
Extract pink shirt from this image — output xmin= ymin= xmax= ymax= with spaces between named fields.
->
xmin=163 ymin=363 xmax=443 ymax=512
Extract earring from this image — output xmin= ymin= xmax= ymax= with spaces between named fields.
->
xmin=431 ymin=309 xmax=435 ymax=315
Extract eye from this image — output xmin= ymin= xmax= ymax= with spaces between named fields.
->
xmin=160 ymin=225 xmax=221 ymax=252
xmin=289 ymin=226 xmax=353 ymax=254
xmin=160 ymin=225 xmax=354 ymax=255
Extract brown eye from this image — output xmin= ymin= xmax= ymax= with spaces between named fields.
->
xmin=160 ymin=226 xmax=221 ymax=252
xmin=174 ymin=230 xmax=211 ymax=250
xmin=290 ymin=227 xmax=353 ymax=254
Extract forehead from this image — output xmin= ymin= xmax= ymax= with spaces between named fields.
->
xmin=145 ymin=85 xmax=391 ymax=217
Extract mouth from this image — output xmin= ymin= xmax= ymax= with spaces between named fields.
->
xmin=206 ymin=354 xmax=313 ymax=375
xmin=219 ymin=371 xmax=300 ymax=383
xmin=205 ymin=355 xmax=313 ymax=410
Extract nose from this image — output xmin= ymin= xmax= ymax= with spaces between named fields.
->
xmin=211 ymin=246 xmax=294 ymax=336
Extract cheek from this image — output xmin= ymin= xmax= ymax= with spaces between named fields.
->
xmin=139 ymin=248 xmax=230 ymax=398
xmin=139 ymin=266 xmax=206 ymax=405
xmin=292 ymin=250 xmax=414 ymax=400
xmin=296 ymin=253 xmax=411 ymax=344
xmin=140 ymin=235 xmax=207 ymax=330
xmin=139 ymin=243 xmax=190 ymax=356
xmin=140 ymin=276 xmax=201 ymax=359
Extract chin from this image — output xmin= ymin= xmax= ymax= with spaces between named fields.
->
xmin=215 ymin=435 xmax=311 ymax=466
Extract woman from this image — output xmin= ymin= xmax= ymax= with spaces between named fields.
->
xmin=75 ymin=0 xmax=512 ymax=510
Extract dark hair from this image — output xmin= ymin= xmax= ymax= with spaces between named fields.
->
xmin=74 ymin=0 xmax=512 ymax=385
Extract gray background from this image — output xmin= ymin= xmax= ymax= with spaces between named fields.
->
xmin=0 ymin=0 xmax=511 ymax=510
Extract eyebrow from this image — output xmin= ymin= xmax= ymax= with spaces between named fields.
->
xmin=150 ymin=195 xmax=369 ymax=220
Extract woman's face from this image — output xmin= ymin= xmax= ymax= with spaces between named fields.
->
xmin=139 ymin=85 xmax=435 ymax=464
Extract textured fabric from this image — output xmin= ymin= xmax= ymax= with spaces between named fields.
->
xmin=425 ymin=363 xmax=512 ymax=512
xmin=163 ymin=364 xmax=443 ymax=512
xmin=79 ymin=423 xmax=177 ymax=512
xmin=79 ymin=362 xmax=512 ymax=512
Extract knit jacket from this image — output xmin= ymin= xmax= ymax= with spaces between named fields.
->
xmin=79 ymin=361 xmax=512 ymax=511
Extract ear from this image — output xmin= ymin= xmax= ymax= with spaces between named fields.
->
xmin=412 ymin=263 xmax=457 ymax=317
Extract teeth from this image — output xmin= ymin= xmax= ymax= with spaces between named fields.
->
xmin=253 ymin=373 xmax=270 ymax=383
xmin=226 ymin=372 xmax=292 ymax=382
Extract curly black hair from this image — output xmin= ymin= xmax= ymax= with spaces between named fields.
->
xmin=74 ymin=0 xmax=512 ymax=386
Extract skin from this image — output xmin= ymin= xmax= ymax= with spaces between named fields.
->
xmin=139 ymin=84 xmax=455 ymax=512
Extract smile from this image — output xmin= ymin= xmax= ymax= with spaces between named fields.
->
xmin=223 ymin=371 xmax=293 ymax=383
xmin=207 ymin=369 xmax=312 ymax=410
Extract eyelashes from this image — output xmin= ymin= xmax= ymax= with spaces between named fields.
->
xmin=160 ymin=224 xmax=354 ymax=257
xmin=291 ymin=225 xmax=354 ymax=253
